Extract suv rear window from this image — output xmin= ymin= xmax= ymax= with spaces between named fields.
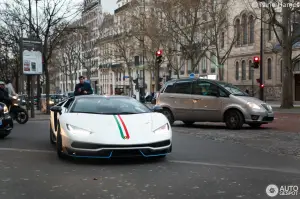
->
xmin=161 ymin=82 xmax=175 ymax=93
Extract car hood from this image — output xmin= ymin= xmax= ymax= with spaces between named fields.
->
xmin=60 ymin=112 xmax=170 ymax=145
xmin=232 ymin=95 xmax=265 ymax=105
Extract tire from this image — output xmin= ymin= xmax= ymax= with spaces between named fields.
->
xmin=56 ymin=124 xmax=66 ymax=159
xmin=183 ymin=121 xmax=195 ymax=126
xmin=50 ymin=123 xmax=56 ymax=145
xmin=16 ymin=111 xmax=28 ymax=124
xmin=0 ymin=131 xmax=10 ymax=139
xmin=225 ymin=110 xmax=244 ymax=130
xmin=248 ymin=123 xmax=262 ymax=128
xmin=162 ymin=108 xmax=174 ymax=125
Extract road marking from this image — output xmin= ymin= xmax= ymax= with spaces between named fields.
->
xmin=169 ymin=160 xmax=300 ymax=175
xmin=1 ymin=148 xmax=300 ymax=174
xmin=0 ymin=148 xmax=54 ymax=153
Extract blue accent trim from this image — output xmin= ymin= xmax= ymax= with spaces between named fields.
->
xmin=139 ymin=150 xmax=168 ymax=157
xmin=67 ymin=151 xmax=113 ymax=159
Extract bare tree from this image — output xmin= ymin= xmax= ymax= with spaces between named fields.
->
xmin=74 ymin=26 xmax=99 ymax=80
xmin=261 ymin=0 xmax=300 ymax=108
xmin=204 ymin=0 xmax=236 ymax=80
xmin=3 ymin=0 xmax=80 ymax=113
xmin=153 ymin=0 xmax=209 ymax=73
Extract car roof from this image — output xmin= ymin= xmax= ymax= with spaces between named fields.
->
xmin=165 ymin=78 xmax=223 ymax=84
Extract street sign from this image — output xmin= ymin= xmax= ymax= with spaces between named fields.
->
xmin=21 ymin=38 xmax=43 ymax=75
xmin=189 ymin=73 xmax=195 ymax=78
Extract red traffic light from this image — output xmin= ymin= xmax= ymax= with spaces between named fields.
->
xmin=260 ymin=84 xmax=264 ymax=88
xmin=156 ymin=50 xmax=162 ymax=56
xmin=254 ymin=56 xmax=260 ymax=62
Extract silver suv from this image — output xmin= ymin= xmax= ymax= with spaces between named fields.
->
xmin=156 ymin=78 xmax=274 ymax=129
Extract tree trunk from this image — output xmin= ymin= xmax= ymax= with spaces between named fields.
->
xmin=70 ymin=74 xmax=74 ymax=89
xmin=127 ymin=66 xmax=133 ymax=96
xmin=149 ymin=67 xmax=153 ymax=92
xmin=280 ymin=4 xmax=294 ymax=108
xmin=281 ymin=47 xmax=293 ymax=108
xmin=65 ymin=74 xmax=68 ymax=91
xmin=45 ymin=62 xmax=50 ymax=114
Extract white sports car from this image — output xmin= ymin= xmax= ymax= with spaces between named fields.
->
xmin=49 ymin=95 xmax=172 ymax=159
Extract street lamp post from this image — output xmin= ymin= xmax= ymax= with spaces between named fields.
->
xmin=142 ymin=0 xmax=146 ymax=98
xmin=36 ymin=0 xmax=41 ymax=110
xmin=257 ymin=0 xmax=265 ymax=101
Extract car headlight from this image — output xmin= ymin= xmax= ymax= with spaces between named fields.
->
xmin=12 ymin=96 xmax=17 ymax=100
xmin=247 ymin=102 xmax=261 ymax=110
xmin=3 ymin=105 xmax=8 ymax=113
xmin=49 ymin=101 xmax=54 ymax=105
xmin=266 ymin=104 xmax=273 ymax=111
xmin=154 ymin=123 xmax=169 ymax=134
xmin=66 ymin=124 xmax=91 ymax=136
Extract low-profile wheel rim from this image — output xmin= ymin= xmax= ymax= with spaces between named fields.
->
xmin=229 ymin=114 xmax=238 ymax=126
xmin=57 ymin=134 xmax=63 ymax=153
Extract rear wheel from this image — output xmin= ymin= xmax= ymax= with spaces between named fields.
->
xmin=225 ymin=110 xmax=244 ymax=130
xmin=56 ymin=124 xmax=66 ymax=159
xmin=248 ymin=123 xmax=262 ymax=128
xmin=162 ymin=108 xmax=174 ymax=125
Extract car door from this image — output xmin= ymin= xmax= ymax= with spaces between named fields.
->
xmin=170 ymin=80 xmax=194 ymax=121
xmin=191 ymin=80 xmax=223 ymax=122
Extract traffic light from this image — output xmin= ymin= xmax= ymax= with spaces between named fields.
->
xmin=253 ymin=56 xmax=260 ymax=68
xmin=260 ymin=84 xmax=264 ymax=88
xmin=156 ymin=50 xmax=163 ymax=64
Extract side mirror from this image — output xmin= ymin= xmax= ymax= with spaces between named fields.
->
xmin=152 ymin=105 xmax=163 ymax=113
xmin=50 ymin=106 xmax=62 ymax=114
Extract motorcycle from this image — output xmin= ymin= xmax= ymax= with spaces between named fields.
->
xmin=9 ymin=96 xmax=29 ymax=124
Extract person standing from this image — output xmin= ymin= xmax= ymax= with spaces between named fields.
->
xmin=74 ymin=76 xmax=93 ymax=96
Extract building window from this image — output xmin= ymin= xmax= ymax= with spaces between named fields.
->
xmin=220 ymin=32 xmax=225 ymax=48
xmin=242 ymin=14 xmax=247 ymax=44
xmin=280 ymin=59 xmax=283 ymax=82
xmin=210 ymin=53 xmax=216 ymax=73
xmin=249 ymin=60 xmax=253 ymax=80
xmin=267 ymin=58 xmax=272 ymax=79
xmin=202 ymin=58 xmax=207 ymax=73
xmin=242 ymin=60 xmax=246 ymax=80
xmin=235 ymin=62 xmax=239 ymax=80
xmin=249 ymin=15 xmax=254 ymax=43
xmin=235 ymin=19 xmax=240 ymax=45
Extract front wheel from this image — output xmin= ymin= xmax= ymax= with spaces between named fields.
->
xmin=16 ymin=111 xmax=28 ymax=124
xmin=56 ymin=124 xmax=66 ymax=159
xmin=225 ymin=110 xmax=244 ymax=130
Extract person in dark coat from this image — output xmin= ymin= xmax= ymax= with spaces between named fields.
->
xmin=74 ymin=76 xmax=93 ymax=96
xmin=0 ymin=81 xmax=11 ymax=107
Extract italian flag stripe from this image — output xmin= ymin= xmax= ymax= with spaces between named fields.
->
xmin=117 ymin=115 xmax=130 ymax=139
xmin=113 ymin=115 xmax=125 ymax=139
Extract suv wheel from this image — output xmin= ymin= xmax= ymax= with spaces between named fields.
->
xmin=162 ymin=108 xmax=174 ymax=125
xmin=225 ymin=110 xmax=244 ymax=130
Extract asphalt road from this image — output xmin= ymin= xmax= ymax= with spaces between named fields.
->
xmin=1 ymin=121 xmax=300 ymax=199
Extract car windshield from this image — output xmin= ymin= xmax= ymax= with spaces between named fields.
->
xmin=218 ymin=82 xmax=249 ymax=96
xmin=70 ymin=97 xmax=151 ymax=114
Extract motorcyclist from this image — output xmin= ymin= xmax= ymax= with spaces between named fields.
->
xmin=0 ymin=81 xmax=11 ymax=107
xmin=5 ymin=79 xmax=17 ymax=98
xmin=74 ymin=76 xmax=93 ymax=96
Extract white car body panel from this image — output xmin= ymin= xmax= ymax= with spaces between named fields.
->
xmin=59 ymin=112 xmax=171 ymax=146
